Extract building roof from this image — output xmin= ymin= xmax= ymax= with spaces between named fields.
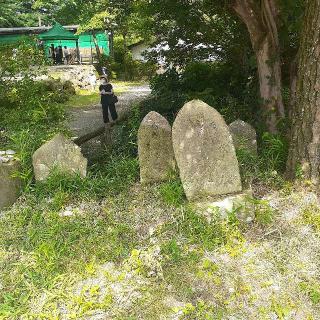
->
xmin=38 ymin=23 xmax=79 ymax=41
xmin=0 ymin=25 xmax=79 ymax=36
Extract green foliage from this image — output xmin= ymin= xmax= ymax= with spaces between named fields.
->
xmin=107 ymin=37 xmax=156 ymax=80
xmin=31 ymin=156 xmax=139 ymax=200
xmin=259 ymin=133 xmax=289 ymax=173
xmin=300 ymin=281 xmax=320 ymax=304
xmin=146 ymin=62 xmax=259 ymax=124
xmin=159 ymin=178 xmax=186 ymax=207
xmin=140 ymin=91 xmax=188 ymax=123
xmin=301 ymin=205 xmax=320 ymax=232
xmin=0 ymin=42 xmax=75 ymax=183
xmin=168 ymin=207 xmax=243 ymax=252
xmin=236 ymin=133 xmax=289 ymax=188
xmin=161 ymin=239 xmax=182 ymax=263
xmin=240 ymin=197 xmax=275 ymax=225
xmin=0 ymin=203 xmax=137 ymax=317
xmin=176 ymin=300 xmax=219 ymax=320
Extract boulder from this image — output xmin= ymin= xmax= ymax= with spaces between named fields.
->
xmin=138 ymin=111 xmax=175 ymax=183
xmin=172 ymin=100 xmax=242 ymax=201
xmin=0 ymin=151 xmax=22 ymax=209
xmin=229 ymin=119 xmax=257 ymax=155
xmin=32 ymin=134 xmax=87 ymax=181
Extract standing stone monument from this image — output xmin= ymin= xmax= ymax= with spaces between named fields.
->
xmin=0 ymin=151 xmax=22 ymax=209
xmin=138 ymin=111 xmax=175 ymax=184
xmin=32 ymin=134 xmax=88 ymax=181
xmin=229 ymin=119 xmax=257 ymax=155
xmin=172 ymin=100 xmax=242 ymax=201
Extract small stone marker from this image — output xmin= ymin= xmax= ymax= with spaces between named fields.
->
xmin=138 ymin=111 xmax=175 ymax=184
xmin=229 ymin=119 xmax=257 ymax=155
xmin=0 ymin=151 xmax=22 ymax=209
xmin=32 ymin=134 xmax=88 ymax=181
xmin=172 ymin=100 xmax=242 ymax=201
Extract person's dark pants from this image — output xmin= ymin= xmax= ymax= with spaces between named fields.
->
xmin=102 ymin=103 xmax=118 ymax=123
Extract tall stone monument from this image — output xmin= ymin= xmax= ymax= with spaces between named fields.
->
xmin=138 ymin=111 xmax=175 ymax=184
xmin=0 ymin=151 xmax=22 ymax=209
xmin=172 ymin=100 xmax=242 ymax=200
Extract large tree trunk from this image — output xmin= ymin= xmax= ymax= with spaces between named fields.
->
xmin=286 ymin=0 xmax=320 ymax=183
xmin=233 ymin=0 xmax=284 ymax=133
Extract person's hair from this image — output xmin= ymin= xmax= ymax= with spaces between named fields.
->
xmin=100 ymin=76 xmax=108 ymax=82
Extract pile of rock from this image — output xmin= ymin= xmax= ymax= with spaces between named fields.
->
xmin=46 ymin=65 xmax=97 ymax=91
xmin=138 ymin=99 xmax=257 ymax=203
xmin=229 ymin=119 xmax=257 ymax=155
xmin=0 ymin=150 xmax=22 ymax=210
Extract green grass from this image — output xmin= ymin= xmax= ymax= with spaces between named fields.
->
xmin=301 ymin=205 xmax=320 ymax=231
xmin=65 ymin=80 xmax=147 ymax=108
xmin=65 ymin=91 xmax=100 ymax=108
xmin=158 ymin=178 xmax=186 ymax=207
xmin=0 ymin=205 xmax=138 ymax=318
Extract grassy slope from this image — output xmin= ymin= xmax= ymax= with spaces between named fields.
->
xmin=1 ymin=92 xmax=320 ymax=319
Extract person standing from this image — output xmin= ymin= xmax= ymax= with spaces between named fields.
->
xmin=58 ymin=46 xmax=63 ymax=64
xmin=63 ymin=46 xmax=71 ymax=64
xmin=99 ymin=76 xmax=118 ymax=129
xmin=50 ymin=44 xmax=56 ymax=64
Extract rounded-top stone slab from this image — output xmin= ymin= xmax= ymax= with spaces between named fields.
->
xmin=172 ymin=100 xmax=242 ymax=200
xmin=138 ymin=111 xmax=175 ymax=184
xmin=229 ymin=119 xmax=257 ymax=155
xmin=0 ymin=158 xmax=22 ymax=210
xmin=32 ymin=133 xmax=88 ymax=181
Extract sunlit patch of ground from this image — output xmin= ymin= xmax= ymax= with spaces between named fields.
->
xmin=65 ymin=81 xmax=148 ymax=109
xmin=1 ymin=184 xmax=320 ymax=319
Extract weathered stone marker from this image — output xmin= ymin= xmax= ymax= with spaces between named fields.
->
xmin=229 ymin=119 xmax=257 ymax=155
xmin=0 ymin=151 xmax=22 ymax=209
xmin=172 ymin=100 xmax=242 ymax=200
xmin=32 ymin=134 xmax=88 ymax=181
xmin=138 ymin=111 xmax=175 ymax=183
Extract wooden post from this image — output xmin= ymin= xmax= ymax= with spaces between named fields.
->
xmin=108 ymin=30 xmax=114 ymax=58
xmin=76 ymin=40 xmax=80 ymax=64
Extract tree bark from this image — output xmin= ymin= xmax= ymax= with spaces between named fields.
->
xmin=286 ymin=0 xmax=320 ymax=182
xmin=233 ymin=0 xmax=284 ymax=133
xmin=92 ymin=32 xmax=102 ymax=59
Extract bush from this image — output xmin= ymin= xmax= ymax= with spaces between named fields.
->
xmin=146 ymin=62 xmax=259 ymax=125
xmin=101 ymin=37 xmax=157 ymax=80
xmin=236 ymin=133 xmax=289 ymax=189
xmin=140 ymin=91 xmax=188 ymax=122
xmin=0 ymin=42 xmax=73 ymax=184
xmin=150 ymin=69 xmax=181 ymax=93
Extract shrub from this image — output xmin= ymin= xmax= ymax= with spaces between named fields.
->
xmin=259 ymin=132 xmax=289 ymax=173
xmin=146 ymin=62 xmax=259 ymax=125
xmin=103 ymin=37 xmax=156 ymax=80
xmin=0 ymin=42 xmax=73 ymax=185
xmin=140 ymin=91 xmax=188 ymax=122
xmin=150 ymin=69 xmax=181 ymax=93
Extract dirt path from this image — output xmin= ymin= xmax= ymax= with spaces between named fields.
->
xmin=67 ymin=84 xmax=151 ymax=141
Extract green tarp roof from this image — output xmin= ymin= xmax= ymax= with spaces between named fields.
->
xmin=38 ymin=23 xmax=78 ymax=41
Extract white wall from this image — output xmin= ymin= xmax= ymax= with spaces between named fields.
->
xmin=130 ymin=43 xmax=148 ymax=61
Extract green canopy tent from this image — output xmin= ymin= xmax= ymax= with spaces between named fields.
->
xmin=38 ymin=23 xmax=80 ymax=62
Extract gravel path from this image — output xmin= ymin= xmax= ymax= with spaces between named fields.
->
xmin=67 ymin=84 xmax=151 ymax=140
